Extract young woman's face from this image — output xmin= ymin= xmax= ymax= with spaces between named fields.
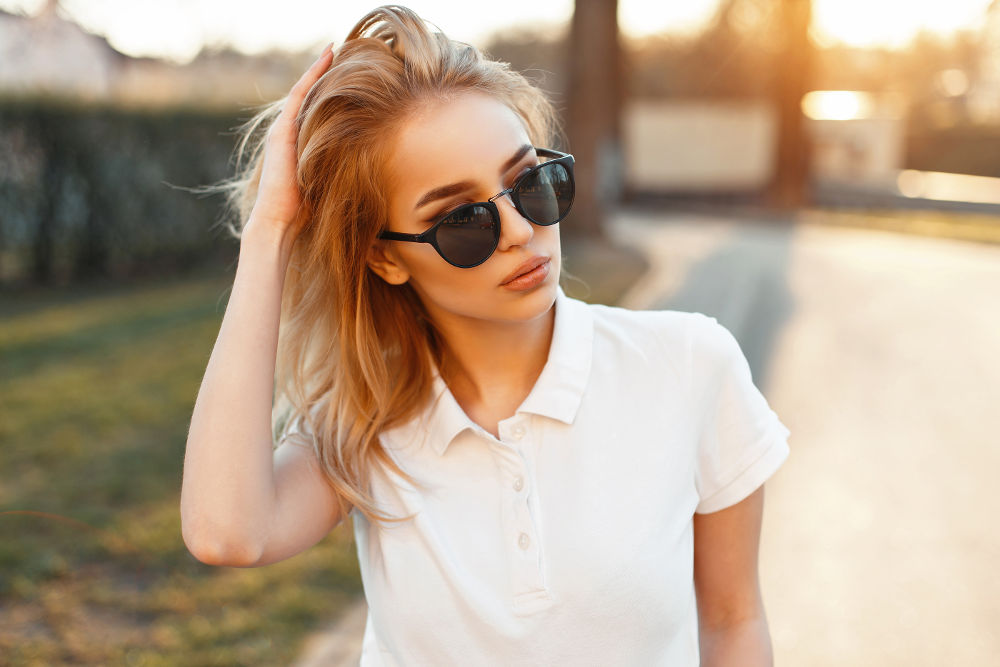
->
xmin=375 ymin=91 xmax=561 ymax=329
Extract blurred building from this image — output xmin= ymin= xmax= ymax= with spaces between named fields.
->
xmin=0 ymin=1 xmax=120 ymax=100
xmin=801 ymin=91 xmax=905 ymax=188
xmin=0 ymin=1 xmax=311 ymax=109
xmin=624 ymin=93 xmax=905 ymax=196
xmin=624 ymin=101 xmax=775 ymax=194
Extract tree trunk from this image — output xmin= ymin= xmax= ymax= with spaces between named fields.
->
xmin=74 ymin=150 xmax=110 ymax=281
xmin=565 ymin=0 xmax=625 ymax=239
xmin=33 ymin=118 xmax=58 ymax=285
xmin=767 ymin=0 xmax=813 ymax=210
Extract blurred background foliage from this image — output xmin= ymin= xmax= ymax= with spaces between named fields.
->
xmin=1 ymin=95 xmax=994 ymax=285
xmin=3 ymin=1 xmax=999 ymax=288
xmin=0 ymin=102 xmax=237 ymax=286
xmin=487 ymin=5 xmax=984 ymax=102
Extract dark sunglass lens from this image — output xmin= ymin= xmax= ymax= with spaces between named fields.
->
xmin=517 ymin=162 xmax=574 ymax=224
xmin=435 ymin=204 xmax=499 ymax=267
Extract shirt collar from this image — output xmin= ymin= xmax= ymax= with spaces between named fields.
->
xmin=380 ymin=286 xmax=594 ymax=457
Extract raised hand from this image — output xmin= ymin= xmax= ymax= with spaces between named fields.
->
xmin=245 ymin=44 xmax=334 ymax=243
xmin=182 ymin=47 xmax=345 ymax=570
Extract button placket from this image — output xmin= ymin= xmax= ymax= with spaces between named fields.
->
xmin=492 ymin=417 xmax=547 ymax=601
xmin=510 ymin=462 xmax=533 ymax=559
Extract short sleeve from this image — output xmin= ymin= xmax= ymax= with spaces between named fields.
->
xmin=278 ymin=404 xmax=321 ymax=449
xmin=690 ymin=315 xmax=790 ymax=514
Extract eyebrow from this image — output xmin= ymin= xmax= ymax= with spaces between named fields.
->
xmin=413 ymin=143 xmax=535 ymax=211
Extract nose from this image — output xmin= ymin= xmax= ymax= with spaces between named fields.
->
xmin=494 ymin=193 xmax=533 ymax=251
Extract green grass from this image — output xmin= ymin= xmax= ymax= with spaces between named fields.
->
xmin=798 ymin=207 xmax=1000 ymax=245
xmin=0 ymin=270 xmax=362 ymax=665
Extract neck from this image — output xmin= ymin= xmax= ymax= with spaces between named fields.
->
xmin=432 ymin=302 xmax=556 ymax=436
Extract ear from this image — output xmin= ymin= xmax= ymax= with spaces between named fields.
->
xmin=367 ymin=239 xmax=411 ymax=285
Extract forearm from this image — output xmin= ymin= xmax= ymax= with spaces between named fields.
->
xmin=180 ymin=220 xmax=293 ymax=564
xmin=699 ymin=615 xmax=773 ymax=667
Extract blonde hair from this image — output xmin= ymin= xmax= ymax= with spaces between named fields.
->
xmin=221 ymin=5 xmax=562 ymax=526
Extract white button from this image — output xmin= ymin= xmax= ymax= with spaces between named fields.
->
xmin=512 ymin=425 xmax=526 ymax=440
xmin=518 ymin=532 xmax=530 ymax=550
xmin=513 ymin=476 xmax=524 ymax=492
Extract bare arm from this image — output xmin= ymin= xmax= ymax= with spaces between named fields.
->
xmin=180 ymin=46 xmax=341 ymax=567
xmin=693 ymin=485 xmax=774 ymax=666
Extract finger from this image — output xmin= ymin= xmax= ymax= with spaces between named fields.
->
xmin=271 ymin=51 xmax=333 ymax=136
xmin=284 ymin=43 xmax=335 ymax=109
xmin=269 ymin=43 xmax=334 ymax=139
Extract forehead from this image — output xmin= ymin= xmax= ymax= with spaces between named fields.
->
xmin=387 ymin=92 xmax=532 ymax=203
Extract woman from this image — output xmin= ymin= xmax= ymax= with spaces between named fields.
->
xmin=180 ymin=5 xmax=790 ymax=665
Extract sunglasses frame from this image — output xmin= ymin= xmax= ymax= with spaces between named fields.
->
xmin=377 ymin=147 xmax=575 ymax=268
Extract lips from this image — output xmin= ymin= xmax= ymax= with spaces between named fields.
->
xmin=501 ymin=256 xmax=549 ymax=286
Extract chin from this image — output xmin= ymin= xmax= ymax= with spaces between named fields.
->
xmin=496 ymin=274 xmax=560 ymax=321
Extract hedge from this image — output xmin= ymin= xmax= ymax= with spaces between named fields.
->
xmin=0 ymin=100 xmax=246 ymax=287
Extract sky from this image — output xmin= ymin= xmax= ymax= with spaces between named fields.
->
xmin=2 ymin=0 xmax=995 ymax=63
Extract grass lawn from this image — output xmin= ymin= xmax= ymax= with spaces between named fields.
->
xmin=0 ymin=269 xmax=362 ymax=665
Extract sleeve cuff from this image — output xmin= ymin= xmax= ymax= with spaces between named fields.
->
xmin=695 ymin=424 xmax=790 ymax=514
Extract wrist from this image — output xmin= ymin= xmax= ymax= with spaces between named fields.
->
xmin=240 ymin=217 xmax=296 ymax=272
xmin=242 ymin=215 xmax=295 ymax=257
xmin=243 ymin=211 xmax=293 ymax=242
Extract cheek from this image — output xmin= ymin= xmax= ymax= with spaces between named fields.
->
xmin=544 ymin=224 xmax=561 ymax=253
xmin=537 ymin=224 xmax=562 ymax=269
xmin=409 ymin=271 xmax=498 ymax=323
xmin=400 ymin=250 xmax=484 ymax=302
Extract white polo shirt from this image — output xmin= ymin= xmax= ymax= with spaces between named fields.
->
xmin=350 ymin=287 xmax=790 ymax=665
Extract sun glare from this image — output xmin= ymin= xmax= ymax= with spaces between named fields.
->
xmin=1 ymin=0 xmax=995 ymax=60
xmin=618 ymin=2 xmax=719 ymax=39
xmin=811 ymin=0 xmax=993 ymax=49
xmin=801 ymin=91 xmax=875 ymax=121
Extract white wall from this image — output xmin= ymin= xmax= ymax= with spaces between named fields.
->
xmin=807 ymin=117 xmax=905 ymax=186
xmin=624 ymin=100 xmax=777 ymax=192
xmin=624 ymin=100 xmax=907 ymax=193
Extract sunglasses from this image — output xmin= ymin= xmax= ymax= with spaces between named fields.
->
xmin=377 ymin=147 xmax=575 ymax=268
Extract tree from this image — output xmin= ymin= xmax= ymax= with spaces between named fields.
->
xmin=767 ymin=0 xmax=814 ymax=209
xmin=565 ymin=0 xmax=625 ymax=239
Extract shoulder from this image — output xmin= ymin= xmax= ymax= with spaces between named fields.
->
xmin=685 ymin=312 xmax=745 ymax=367
xmin=565 ymin=297 xmax=733 ymax=391
xmin=575 ymin=297 xmax=725 ymax=359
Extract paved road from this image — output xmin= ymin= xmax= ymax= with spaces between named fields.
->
xmin=298 ymin=210 xmax=1000 ymax=666
xmin=617 ymin=210 xmax=1000 ymax=666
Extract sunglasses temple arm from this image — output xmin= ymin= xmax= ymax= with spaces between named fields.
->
xmin=379 ymin=230 xmax=428 ymax=242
